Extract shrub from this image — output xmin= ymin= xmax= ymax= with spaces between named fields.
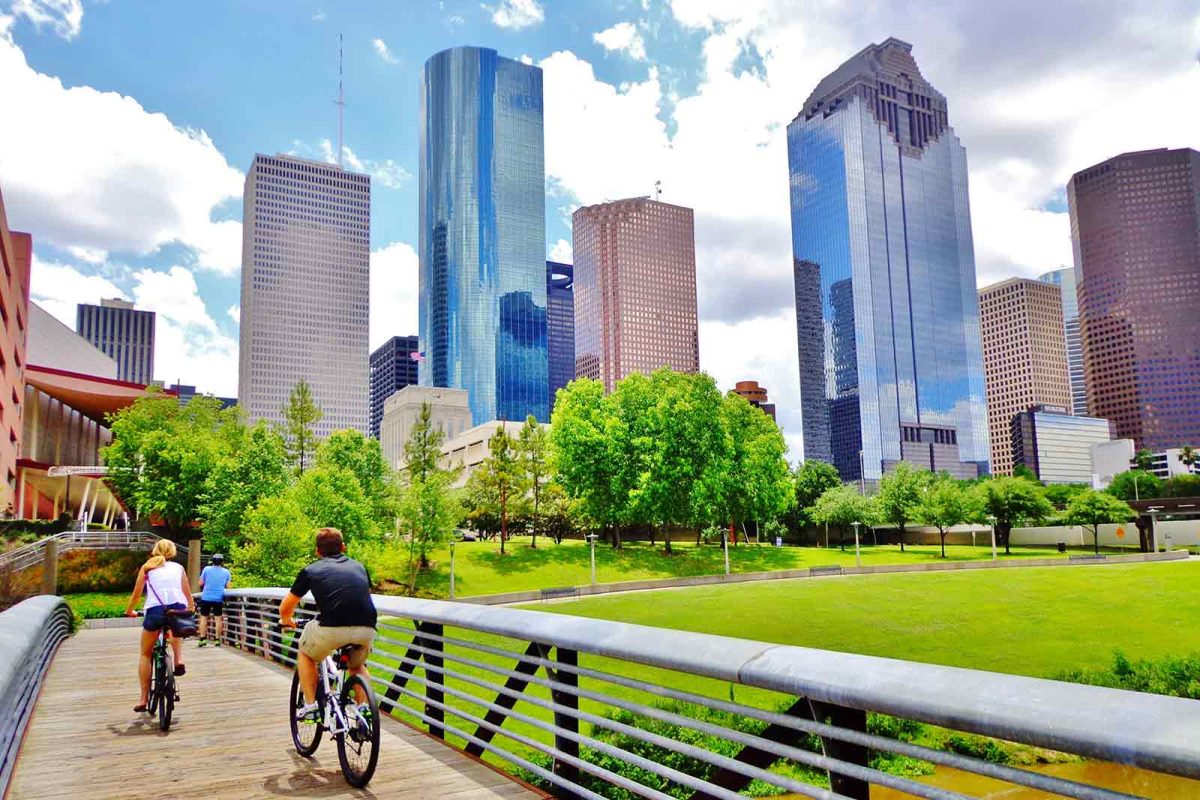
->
xmin=58 ymin=550 xmax=146 ymax=593
xmin=232 ymin=496 xmax=315 ymax=586
xmin=1055 ymin=651 xmax=1200 ymax=699
xmin=64 ymin=592 xmax=129 ymax=619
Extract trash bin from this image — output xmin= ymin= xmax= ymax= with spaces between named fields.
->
xmin=1057 ymin=542 xmax=1066 ymax=553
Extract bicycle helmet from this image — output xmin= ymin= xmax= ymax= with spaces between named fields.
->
xmin=211 ymin=553 xmax=225 ymax=564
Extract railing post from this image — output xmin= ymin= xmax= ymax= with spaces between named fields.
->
xmin=549 ymin=647 xmax=580 ymax=798
xmin=810 ymin=701 xmax=870 ymax=800
xmin=423 ymin=622 xmax=445 ymax=739
xmin=40 ymin=539 xmax=58 ymax=596
xmin=186 ymin=537 xmax=201 ymax=590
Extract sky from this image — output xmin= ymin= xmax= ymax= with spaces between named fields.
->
xmin=0 ymin=0 xmax=1198 ymax=460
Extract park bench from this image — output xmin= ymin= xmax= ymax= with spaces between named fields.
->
xmin=1069 ymin=554 xmax=1107 ymax=562
xmin=809 ymin=565 xmax=843 ymax=576
xmin=540 ymin=585 xmax=579 ymax=601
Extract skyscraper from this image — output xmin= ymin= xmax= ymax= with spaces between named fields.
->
xmin=1036 ymin=268 xmax=1086 ymax=416
xmin=546 ymin=261 xmax=574 ymax=412
xmin=419 ymin=46 xmax=548 ymax=425
xmin=573 ymin=197 xmax=699 ymax=392
xmin=978 ymin=278 xmax=1072 ymax=475
xmin=788 ymin=38 xmax=989 ymax=481
xmin=239 ymin=154 xmax=370 ymax=437
xmin=76 ymin=298 xmax=155 ymax=385
xmin=369 ymin=335 xmax=419 ymax=438
xmin=1069 ymin=147 xmax=1200 ymax=451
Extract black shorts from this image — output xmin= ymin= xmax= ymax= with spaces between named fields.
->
xmin=198 ymin=600 xmax=224 ymax=617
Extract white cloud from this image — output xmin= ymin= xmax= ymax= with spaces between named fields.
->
xmin=593 ymin=22 xmax=647 ymax=61
xmin=305 ymin=139 xmax=412 ymax=189
xmin=372 ymin=37 xmax=398 ymax=64
xmin=0 ymin=36 xmax=244 ymax=274
xmin=548 ymin=238 xmax=572 ymax=263
xmin=9 ymin=0 xmax=82 ymax=40
xmin=369 ymin=242 xmax=419 ymax=351
xmin=28 ymin=257 xmax=125 ymax=328
xmin=226 ymin=304 xmax=240 ymax=324
xmin=486 ymin=0 xmax=543 ymax=30
xmin=312 ymin=10 xmax=326 ymax=22
xmin=130 ymin=266 xmax=239 ymax=396
xmin=447 ymin=14 xmax=465 ymax=26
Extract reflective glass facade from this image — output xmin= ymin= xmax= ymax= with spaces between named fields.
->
xmin=788 ymin=38 xmax=989 ymax=481
xmin=76 ymin=299 xmax=155 ymax=385
xmin=1037 ymin=268 xmax=1086 ymax=415
xmin=419 ymin=47 xmax=548 ymax=424
xmin=369 ymin=335 xmax=419 ymax=438
xmin=546 ymin=261 xmax=574 ymax=411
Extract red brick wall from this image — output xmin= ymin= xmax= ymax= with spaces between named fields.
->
xmin=0 ymin=188 xmax=31 ymax=515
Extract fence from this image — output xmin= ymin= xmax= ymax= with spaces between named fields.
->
xmin=0 ymin=531 xmax=189 ymax=574
xmin=220 ymin=588 xmax=1200 ymax=800
xmin=0 ymin=596 xmax=72 ymax=795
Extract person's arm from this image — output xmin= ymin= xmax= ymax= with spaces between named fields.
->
xmin=198 ymin=566 xmax=207 ymax=592
xmin=280 ymin=568 xmax=310 ymax=628
xmin=124 ymin=568 xmax=146 ymax=617
xmin=180 ymin=568 xmax=195 ymax=613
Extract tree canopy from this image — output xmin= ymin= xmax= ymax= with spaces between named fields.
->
xmin=875 ymin=462 xmax=930 ymax=552
xmin=975 ymin=476 xmax=1054 ymax=555
xmin=281 ymin=380 xmax=323 ymax=473
xmin=1063 ymin=490 xmax=1135 ymax=554
xmin=917 ymin=476 xmax=976 ymax=558
xmin=808 ymin=484 xmax=874 ymax=550
xmin=1106 ymin=470 xmax=1163 ymax=502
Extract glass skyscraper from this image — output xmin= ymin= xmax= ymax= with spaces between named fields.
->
xmin=546 ymin=261 xmax=574 ymax=412
xmin=788 ymin=38 xmax=989 ymax=481
xmin=419 ymin=46 xmax=548 ymax=425
xmin=1037 ymin=268 xmax=1086 ymax=416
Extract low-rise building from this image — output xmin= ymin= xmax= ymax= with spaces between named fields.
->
xmin=380 ymin=385 xmax=472 ymax=471
xmin=1010 ymin=405 xmax=1113 ymax=484
xmin=732 ymin=380 xmax=776 ymax=421
xmin=439 ymin=419 xmax=550 ymax=487
xmin=1090 ymin=439 xmax=1200 ymax=487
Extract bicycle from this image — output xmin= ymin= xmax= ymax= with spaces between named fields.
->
xmin=285 ymin=620 xmax=381 ymax=788
xmin=136 ymin=610 xmax=179 ymax=731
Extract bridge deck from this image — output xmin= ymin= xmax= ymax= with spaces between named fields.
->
xmin=8 ymin=627 xmax=540 ymax=799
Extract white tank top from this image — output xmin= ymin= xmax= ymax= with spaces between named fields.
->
xmin=144 ymin=561 xmax=188 ymax=609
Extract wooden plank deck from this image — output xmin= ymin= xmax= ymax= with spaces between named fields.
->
xmin=8 ymin=627 xmax=541 ymax=799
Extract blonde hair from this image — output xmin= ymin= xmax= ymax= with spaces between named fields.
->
xmin=143 ymin=539 xmax=177 ymax=571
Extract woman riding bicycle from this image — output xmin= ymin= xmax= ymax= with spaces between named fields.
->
xmin=123 ymin=539 xmax=195 ymax=712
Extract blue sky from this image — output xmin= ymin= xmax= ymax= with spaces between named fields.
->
xmin=1 ymin=0 xmax=1197 ymax=459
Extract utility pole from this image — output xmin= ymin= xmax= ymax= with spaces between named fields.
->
xmin=654 ymin=180 xmax=661 ymax=201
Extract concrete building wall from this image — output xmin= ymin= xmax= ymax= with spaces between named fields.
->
xmin=439 ymin=419 xmax=547 ymax=487
xmin=27 ymin=302 xmax=117 ymax=379
xmin=380 ymin=385 xmax=472 ymax=471
xmin=0 ymin=189 xmax=30 ymax=514
xmin=76 ymin=298 xmax=155 ymax=384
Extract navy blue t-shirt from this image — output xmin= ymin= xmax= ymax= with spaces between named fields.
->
xmin=289 ymin=555 xmax=377 ymax=628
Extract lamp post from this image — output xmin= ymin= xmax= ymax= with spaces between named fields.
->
xmin=1148 ymin=508 xmax=1160 ymax=554
xmin=723 ymin=527 xmax=731 ymax=576
xmin=852 ymin=521 xmax=861 ymax=568
xmin=449 ymin=539 xmax=456 ymax=600
xmin=587 ymin=533 xmax=598 ymax=586
xmin=987 ymin=515 xmax=997 ymax=561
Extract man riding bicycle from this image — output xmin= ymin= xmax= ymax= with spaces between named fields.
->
xmin=279 ymin=528 xmax=377 ymax=719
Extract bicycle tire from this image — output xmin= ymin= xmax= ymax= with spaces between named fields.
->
xmin=158 ymin=673 xmax=174 ymax=732
xmin=335 ymin=675 xmax=380 ymax=788
xmin=289 ymin=671 xmax=323 ymax=756
xmin=147 ymin=649 xmax=164 ymax=716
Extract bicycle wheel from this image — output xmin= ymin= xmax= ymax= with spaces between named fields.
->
xmin=289 ymin=671 xmax=323 ymax=756
xmin=335 ymin=675 xmax=380 ymax=788
xmin=147 ymin=650 xmax=163 ymax=716
xmin=158 ymin=673 xmax=174 ymax=731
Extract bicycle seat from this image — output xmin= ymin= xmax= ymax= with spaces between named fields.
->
xmin=334 ymin=644 xmax=361 ymax=669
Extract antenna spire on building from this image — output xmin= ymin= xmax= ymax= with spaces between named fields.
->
xmin=655 ymin=180 xmax=662 ymax=201
xmin=335 ymin=33 xmax=345 ymax=167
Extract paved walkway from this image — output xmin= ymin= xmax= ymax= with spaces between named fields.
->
xmin=9 ymin=627 xmax=539 ymax=799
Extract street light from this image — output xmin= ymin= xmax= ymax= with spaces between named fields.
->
xmin=852 ymin=521 xmax=861 ymax=568
xmin=723 ymin=527 xmax=731 ymax=576
xmin=586 ymin=533 xmax=599 ymax=585
xmin=449 ymin=538 xmax=457 ymax=600
xmin=987 ymin=515 xmax=997 ymax=561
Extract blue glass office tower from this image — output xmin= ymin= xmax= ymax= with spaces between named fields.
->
xmin=788 ymin=38 xmax=989 ymax=481
xmin=419 ymin=47 xmax=548 ymax=424
xmin=546 ymin=261 xmax=573 ymax=412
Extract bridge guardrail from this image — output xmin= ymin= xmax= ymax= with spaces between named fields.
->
xmin=220 ymin=588 xmax=1200 ymax=800
xmin=0 ymin=531 xmax=189 ymax=574
xmin=0 ymin=595 xmax=72 ymax=795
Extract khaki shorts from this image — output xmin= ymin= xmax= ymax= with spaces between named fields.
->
xmin=298 ymin=621 xmax=375 ymax=669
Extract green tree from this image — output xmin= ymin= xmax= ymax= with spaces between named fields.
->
xmin=1063 ymin=490 xmax=1135 ymax=554
xmin=1106 ymin=470 xmax=1163 ymax=502
xmin=1043 ymin=482 xmax=1088 ymax=511
xmin=199 ymin=422 xmax=290 ymax=553
xmin=1165 ymin=473 xmax=1200 ymax=498
xmin=461 ymin=468 xmax=502 ymax=540
xmin=875 ymin=462 xmax=930 ymax=553
xmin=808 ymin=484 xmax=874 ymax=551
xmin=397 ymin=472 xmax=459 ymax=591
xmin=1012 ymin=464 xmax=1040 ymax=483
xmin=317 ymin=429 xmax=398 ymax=533
xmin=475 ymin=426 xmax=521 ymax=555
xmin=281 ymin=380 xmax=323 ymax=474
xmin=975 ymin=476 xmax=1055 ymax=555
xmin=517 ymin=415 xmax=550 ymax=548
xmin=717 ymin=393 xmax=791 ymax=544
xmin=917 ymin=477 xmax=974 ymax=558
xmin=290 ymin=465 xmax=377 ymax=545
xmin=231 ymin=495 xmax=315 ymax=586
xmin=790 ymin=460 xmax=843 ymax=530
xmin=403 ymin=402 xmax=446 ymax=484
xmin=1133 ymin=448 xmax=1155 ymax=472
xmin=103 ymin=394 xmax=237 ymax=534
xmin=1180 ymin=445 xmax=1198 ymax=471
xmin=539 ymin=482 xmax=579 ymax=545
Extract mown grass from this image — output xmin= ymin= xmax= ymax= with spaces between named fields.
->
xmin=63 ymin=591 xmax=130 ymax=619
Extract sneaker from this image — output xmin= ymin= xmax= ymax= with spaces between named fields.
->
xmin=174 ymin=664 xmax=187 ymax=677
xmin=295 ymin=701 xmax=321 ymax=721
xmin=198 ymin=640 xmax=208 ymax=648
xmin=214 ymin=641 xmax=222 ymax=647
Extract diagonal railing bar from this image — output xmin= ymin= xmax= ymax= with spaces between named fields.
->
xmin=215 ymin=590 xmax=1200 ymax=800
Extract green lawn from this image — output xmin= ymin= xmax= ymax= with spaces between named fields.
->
xmin=405 ymin=537 xmax=1123 ymax=599
xmin=63 ymin=591 xmax=130 ymax=619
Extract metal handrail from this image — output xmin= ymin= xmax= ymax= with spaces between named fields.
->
xmin=219 ymin=588 xmax=1200 ymax=800
xmin=0 ymin=596 xmax=72 ymax=795
xmin=0 ymin=531 xmax=188 ymax=573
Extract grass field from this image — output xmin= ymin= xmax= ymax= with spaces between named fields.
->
xmin=408 ymin=538 xmax=1112 ymax=598
xmin=62 ymin=591 xmax=129 ymax=620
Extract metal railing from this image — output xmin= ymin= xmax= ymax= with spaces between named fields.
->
xmin=0 ymin=531 xmax=188 ymax=573
xmin=220 ymin=589 xmax=1200 ymax=800
xmin=0 ymin=596 xmax=72 ymax=794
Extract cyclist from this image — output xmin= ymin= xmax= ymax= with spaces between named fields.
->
xmin=124 ymin=539 xmax=194 ymax=712
xmin=197 ymin=553 xmax=231 ymax=646
xmin=279 ymin=528 xmax=377 ymax=719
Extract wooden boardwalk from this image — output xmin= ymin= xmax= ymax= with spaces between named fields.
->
xmin=9 ymin=627 xmax=540 ymax=799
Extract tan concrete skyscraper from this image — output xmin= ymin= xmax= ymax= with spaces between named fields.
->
xmin=572 ymin=197 xmax=699 ymax=392
xmin=978 ymin=278 xmax=1072 ymax=475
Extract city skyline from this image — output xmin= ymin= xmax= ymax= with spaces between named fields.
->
xmin=1 ymin=2 xmax=1198 ymax=458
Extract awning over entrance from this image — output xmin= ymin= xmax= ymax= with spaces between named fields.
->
xmin=15 ymin=459 xmax=125 ymax=525
xmin=24 ymin=365 xmax=167 ymax=424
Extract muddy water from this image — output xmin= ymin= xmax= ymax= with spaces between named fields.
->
xmin=868 ymin=761 xmax=1200 ymax=799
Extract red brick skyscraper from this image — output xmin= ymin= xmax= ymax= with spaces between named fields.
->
xmin=572 ymin=197 xmax=699 ymax=392
xmin=1068 ymin=148 xmax=1200 ymax=450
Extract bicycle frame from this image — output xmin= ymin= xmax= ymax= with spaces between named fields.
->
xmin=317 ymin=653 xmax=352 ymax=736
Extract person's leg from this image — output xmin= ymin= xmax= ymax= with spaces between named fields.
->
xmin=297 ymin=653 xmax=318 ymax=704
xmin=214 ymin=611 xmax=223 ymax=645
xmin=197 ymin=606 xmax=208 ymax=643
xmin=137 ymin=628 xmax=156 ymax=708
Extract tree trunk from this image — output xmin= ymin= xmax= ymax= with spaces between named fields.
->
xmin=613 ymin=525 xmax=622 ymax=550
xmin=500 ymin=487 xmax=507 ymax=556
xmin=696 ymin=526 xmax=702 ymax=545
xmin=649 ymin=525 xmax=655 ymax=546
xmin=663 ymin=523 xmax=672 ymax=554
xmin=898 ymin=523 xmax=906 ymax=552
xmin=1092 ymin=526 xmax=1099 ymax=555
xmin=531 ymin=481 xmax=539 ymax=548
xmin=998 ymin=522 xmax=1013 ymax=555
xmin=939 ymin=530 xmax=947 ymax=558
